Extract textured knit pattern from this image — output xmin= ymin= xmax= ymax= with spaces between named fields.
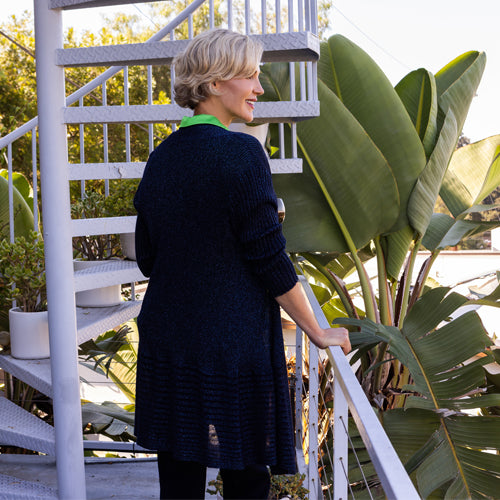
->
xmin=134 ymin=124 xmax=298 ymax=474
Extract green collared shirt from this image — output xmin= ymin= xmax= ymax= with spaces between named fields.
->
xmin=179 ymin=114 xmax=228 ymax=130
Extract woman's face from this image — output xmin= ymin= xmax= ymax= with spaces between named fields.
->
xmin=211 ymin=70 xmax=264 ymax=126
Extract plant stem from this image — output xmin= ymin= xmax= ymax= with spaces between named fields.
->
xmin=372 ymin=342 xmax=389 ymax=396
xmin=351 ymin=251 xmax=378 ymax=322
xmin=23 ymin=386 xmax=35 ymax=411
xmin=417 ymin=250 xmax=440 ymax=297
xmin=374 ymin=236 xmax=391 ymax=325
xmin=393 ymin=365 xmax=410 ymax=409
xmin=300 ymin=253 xmax=356 ymax=318
xmin=399 ymin=239 xmax=421 ymax=328
xmin=4 ymin=372 xmax=12 ymax=400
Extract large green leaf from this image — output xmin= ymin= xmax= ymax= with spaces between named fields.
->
xmin=415 ymin=417 xmax=500 ymax=499
xmin=341 ymin=288 xmax=500 ymax=498
xmin=0 ymin=175 xmax=34 ymax=240
xmin=0 ymin=169 xmax=34 ymax=211
xmin=395 ymin=69 xmax=438 ymax=158
xmin=423 ymin=211 xmax=500 ymax=250
xmin=379 ymin=225 xmax=415 ymax=280
xmin=319 ymin=35 xmax=426 ymax=233
xmin=262 ymin=68 xmax=401 ymax=252
xmin=382 ymin=408 xmax=441 ymax=466
xmin=408 ymin=108 xmax=458 ymax=237
xmin=435 ymin=51 xmax=487 ymax=140
xmin=440 ymin=135 xmax=500 ymax=217
xmin=79 ymin=321 xmax=138 ymax=403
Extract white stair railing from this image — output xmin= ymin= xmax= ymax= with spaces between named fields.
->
xmin=297 ymin=276 xmax=420 ymax=499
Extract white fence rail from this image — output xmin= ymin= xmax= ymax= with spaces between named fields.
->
xmin=297 ymin=276 xmax=420 ymax=499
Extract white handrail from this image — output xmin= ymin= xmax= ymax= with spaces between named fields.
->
xmin=299 ymin=276 xmax=420 ymax=500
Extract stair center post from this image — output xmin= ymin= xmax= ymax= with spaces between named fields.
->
xmin=34 ymin=0 xmax=86 ymax=498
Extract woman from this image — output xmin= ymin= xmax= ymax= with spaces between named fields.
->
xmin=134 ymin=29 xmax=351 ymax=499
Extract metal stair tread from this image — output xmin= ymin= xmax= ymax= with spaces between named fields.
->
xmin=74 ymin=259 xmax=146 ymax=292
xmin=64 ymin=101 xmax=320 ymax=124
xmin=0 ymin=354 xmax=128 ymax=402
xmin=56 ymin=32 xmax=319 ymax=67
xmin=0 ymin=398 xmax=55 ymax=456
xmin=0 ymin=472 xmax=57 ymax=500
xmin=50 ymin=0 xmax=163 ymax=9
xmin=76 ymin=300 xmax=142 ymax=344
xmin=0 ymin=301 xmax=142 ymax=398
xmin=68 ymin=158 xmax=302 ymax=180
xmin=71 ymin=215 xmax=136 ymax=237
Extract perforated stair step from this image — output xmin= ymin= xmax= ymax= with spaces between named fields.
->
xmin=0 ymin=472 xmax=57 ymax=500
xmin=0 ymin=398 xmax=55 ymax=456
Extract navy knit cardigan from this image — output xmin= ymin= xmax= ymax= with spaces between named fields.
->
xmin=133 ymin=123 xmax=298 ymax=474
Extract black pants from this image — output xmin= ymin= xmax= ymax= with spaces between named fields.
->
xmin=157 ymin=452 xmax=270 ymax=499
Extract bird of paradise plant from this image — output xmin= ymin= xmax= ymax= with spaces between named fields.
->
xmin=261 ymin=35 xmax=500 ymax=497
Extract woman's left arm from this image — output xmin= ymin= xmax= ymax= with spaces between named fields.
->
xmin=230 ymin=136 xmax=298 ymax=297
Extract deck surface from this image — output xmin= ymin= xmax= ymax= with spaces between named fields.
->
xmin=0 ymin=455 xmax=219 ymax=499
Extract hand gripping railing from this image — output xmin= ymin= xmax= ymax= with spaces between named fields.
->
xmin=298 ymin=276 xmax=420 ymax=500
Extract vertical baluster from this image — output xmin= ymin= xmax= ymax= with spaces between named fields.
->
xmin=304 ymin=0 xmax=310 ymax=32
xmin=333 ymin=376 xmax=349 ymax=499
xmin=291 ymin=122 xmax=297 ymax=159
xmin=275 ymin=0 xmax=281 ymax=33
xmin=245 ymin=0 xmax=250 ymax=34
xmin=308 ymin=341 xmax=320 ymax=498
xmin=79 ymin=97 xmax=85 ymax=198
xmin=307 ymin=61 xmax=313 ymax=101
xmin=288 ymin=0 xmax=294 ymax=32
xmin=147 ymin=65 xmax=154 ymax=153
xmin=32 ymin=128 xmax=39 ymax=232
xmin=261 ymin=0 xmax=266 ymax=34
xmin=124 ymin=67 xmax=131 ymax=163
xmin=227 ymin=0 xmax=233 ymax=30
xmin=300 ymin=62 xmax=306 ymax=101
xmin=279 ymin=123 xmax=285 ymax=159
xmin=295 ymin=326 xmax=304 ymax=449
xmin=298 ymin=0 xmax=304 ymax=31
xmin=209 ymin=0 xmax=215 ymax=29
xmin=102 ymin=81 xmax=109 ymax=196
xmin=188 ymin=14 xmax=193 ymax=39
xmin=312 ymin=61 xmax=318 ymax=100
xmin=7 ymin=143 xmax=14 ymax=242
xmin=310 ymin=0 xmax=318 ymax=34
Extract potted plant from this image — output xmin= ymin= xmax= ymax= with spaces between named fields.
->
xmin=72 ymin=191 xmax=123 ymax=307
xmin=0 ymin=230 xmax=49 ymax=359
xmin=103 ymin=179 xmax=139 ymax=261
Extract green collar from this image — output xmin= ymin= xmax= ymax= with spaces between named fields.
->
xmin=179 ymin=114 xmax=228 ymax=130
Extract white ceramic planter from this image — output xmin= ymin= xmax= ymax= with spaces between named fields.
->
xmin=9 ymin=307 xmax=50 ymax=359
xmin=74 ymin=260 xmax=123 ymax=308
xmin=120 ymin=232 xmax=136 ymax=261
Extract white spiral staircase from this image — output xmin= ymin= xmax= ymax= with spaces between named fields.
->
xmin=0 ymin=0 xmax=320 ymax=497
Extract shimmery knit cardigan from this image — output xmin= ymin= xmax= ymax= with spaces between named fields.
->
xmin=133 ymin=123 xmax=298 ymax=474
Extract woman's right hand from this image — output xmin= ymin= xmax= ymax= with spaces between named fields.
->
xmin=313 ymin=327 xmax=351 ymax=354
xmin=276 ymin=283 xmax=351 ymax=355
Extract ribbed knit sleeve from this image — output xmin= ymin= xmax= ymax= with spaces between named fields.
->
xmin=229 ymin=135 xmax=298 ymax=297
xmin=134 ymin=211 xmax=155 ymax=277
xmin=133 ymin=155 xmax=157 ymax=278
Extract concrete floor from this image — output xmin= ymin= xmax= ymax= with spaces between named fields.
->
xmin=0 ymin=454 xmax=220 ymax=499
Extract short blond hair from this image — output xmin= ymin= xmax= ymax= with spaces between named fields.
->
xmin=173 ymin=29 xmax=263 ymax=110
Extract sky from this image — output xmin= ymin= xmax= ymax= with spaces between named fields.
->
xmin=1 ymin=0 xmax=498 ymax=142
